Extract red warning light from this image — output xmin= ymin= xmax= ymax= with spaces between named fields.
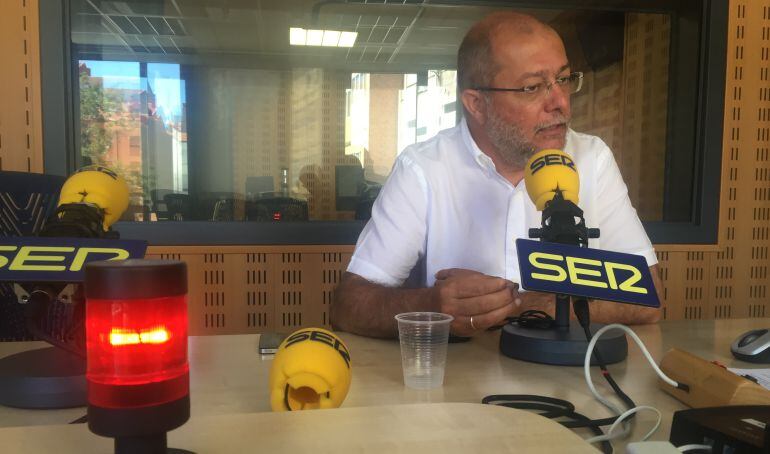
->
xmin=108 ymin=327 xmax=170 ymax=346
xmin=85 ymin=259 xmax=190 ymax=453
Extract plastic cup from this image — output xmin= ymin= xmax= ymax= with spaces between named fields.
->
xmin=395 ymin=312 xmax=454 ymax=389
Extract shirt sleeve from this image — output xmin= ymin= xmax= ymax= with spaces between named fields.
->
xmin=347 ymin=153 xmax=429 ymax=286
xmin=594 ymin=145 xmax=658 ymax=267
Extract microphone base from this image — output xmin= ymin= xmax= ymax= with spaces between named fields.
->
xmin=499 ymin=321 xmax=627 ymax=366
xmin=0 ymin=346 xmax=86 ymax=408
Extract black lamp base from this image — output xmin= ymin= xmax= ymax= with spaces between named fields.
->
xmin=0 ymin=346 xmax=86 ymax=408
xmin=115 ymin=433 xmax=195 ymax=454
xmin=500 ymin=321 xmax=627 ymax=366
xmin=91 ymin=395 xmax=192 ymax=454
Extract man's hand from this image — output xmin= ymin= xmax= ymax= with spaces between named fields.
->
xmin=433 ymin=268 xmax=519 ymax=336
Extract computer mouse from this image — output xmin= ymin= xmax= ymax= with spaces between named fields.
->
xmin=731 ymin=329 xmax=770 ymax=363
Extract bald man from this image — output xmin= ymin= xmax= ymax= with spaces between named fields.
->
xmin=331 ymin=12 xmax=663 ymax=338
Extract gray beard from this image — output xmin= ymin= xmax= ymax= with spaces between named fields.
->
xmin=485 ymin=108 xmax=538 ymax=169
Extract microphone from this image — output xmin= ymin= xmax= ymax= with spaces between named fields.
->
xmin=0 ymin=166 xmax=144 ymax=409
xmin=500 ymin=149 xmax=656 ymax=366
xmin=524 ymin=149 xmax=579 ymax=211
xmin=268 ymin=328 xmax=351 ymax=411
xmin=17 ymin=166 xmax=132 ymax=354
xmin=523 ymin=149 xmax=596 ymax=247
xmin=40 ymin=165 xmax=130 ymax=239
xmin=518 ymin=150 xmax=656 ymax=308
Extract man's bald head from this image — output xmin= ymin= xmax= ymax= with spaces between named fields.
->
xmin=457 ymin=12 xmax=561 ymax=92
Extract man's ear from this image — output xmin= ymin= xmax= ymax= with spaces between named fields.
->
xmin=460 ymin=89 xmax=487 ymax=125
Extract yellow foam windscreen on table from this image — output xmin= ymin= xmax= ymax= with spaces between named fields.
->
xmin=58 ymin=165 xmax=130 ymax=229
xmin=524 ymin=149 xmax=579 ymax=211
xmin=269 ymin=328 xmax=351 ymax=411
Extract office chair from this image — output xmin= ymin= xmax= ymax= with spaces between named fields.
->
xmin=163 ymin=193 xmax=192 ymax=221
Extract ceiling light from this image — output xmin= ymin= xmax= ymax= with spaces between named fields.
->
xmin=322 ymin=30 xmax=341 ymax=47
xmin=289 ymin=27 xmax=306 ymax=46
xmin=289 ymin=28 xmax=357 ymax=47
xmin=338 ymin=32 xmax=358 ymax=47
xmin=306 ymin=29 xmax=324 ymax=46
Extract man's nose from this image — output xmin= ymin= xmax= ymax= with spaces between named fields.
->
xmin=543 ymin=83 xmax=570 ymax=113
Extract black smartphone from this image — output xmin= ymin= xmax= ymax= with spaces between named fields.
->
xmin=258 ymin=332 xmax=288 ymax=354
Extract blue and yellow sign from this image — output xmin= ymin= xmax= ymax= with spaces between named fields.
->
xmin=516 ymin=239 xmax=660 ymax=307
xmin=0 ymin=237 xmax=147 ymax=283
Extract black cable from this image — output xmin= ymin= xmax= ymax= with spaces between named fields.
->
xmin=69 ymin=414 xmax=88 ymax=424
xmin=487 ymin=310 xmax=555 ymax=331
xmin=514 ymin=310 xmax=555 ymax=329
xmin=572 ymin=299 xmax=637 ymax=413
xmin=483 ymin=394 xmax=612 ymax=454
xmin=483 ymin=299 xmax=646 ymax=453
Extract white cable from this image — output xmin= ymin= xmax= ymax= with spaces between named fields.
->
xmin=677 ymin=444 xmax=713 ymax=452
xmin=584 ymin=405 xmax=661 ymax=444
xmin=584 ymin=324 xmax=680 ymax=392
xmin=582 ymin=323 xmax=679 ymax=445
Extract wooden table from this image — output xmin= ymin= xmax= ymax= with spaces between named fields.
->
xmin=0 ymin=318 xmax=767 ymax=452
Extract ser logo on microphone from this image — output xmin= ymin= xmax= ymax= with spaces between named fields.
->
xmin=529 ymin=153 xmax=576 ymax=175
xmin=0 ymin=245 xmax=130 ymax=272
xmin=516 ymin=239 xmax=660 ymax=307
xmin=529 ymin=252 xmax=646 ymax=293
xmin=0 ymin=237 xmax=147 ymax=282
xmin=285 ymin=329 xmax=351 ymax=368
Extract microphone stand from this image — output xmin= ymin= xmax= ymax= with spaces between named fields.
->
xmin=499 ymin=191 xmax=628 ymax=366
xmin=0 ymin=203 xmax=111 ymax=409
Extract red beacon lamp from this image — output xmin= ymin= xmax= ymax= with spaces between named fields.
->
xmin=84 ymin=259 xmax=190 ymax=454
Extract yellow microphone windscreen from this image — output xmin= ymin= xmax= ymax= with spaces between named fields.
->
xmin=58 ymin=166 xmax=130 ymax=229
xmin=268 ymin=328 xmax=352 ymax=411
xmin=524 ymin=149 xmax=579 ymax=211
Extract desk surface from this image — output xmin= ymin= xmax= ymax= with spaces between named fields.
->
xmin=0 ymin=403 xmax=598 ymax=453
xmin=0 ymin=318 xmax=768 ymax=451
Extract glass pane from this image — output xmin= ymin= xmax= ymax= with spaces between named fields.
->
xmin=77 ymin=60 xmax=143 ymax=219
xmin=70 ymin=1 xmax=678 ymax=223
xmin=77 ymin=60 xmax=186 ymax=221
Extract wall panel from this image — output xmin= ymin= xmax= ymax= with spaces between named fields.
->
xmin=0 ymin=0 xmax=43 ymax=173
xmin=146 ymin=246 xmax=353 ymax=335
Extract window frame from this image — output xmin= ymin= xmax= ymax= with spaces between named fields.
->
xmin=40 ymin=0 xmax=726 ymax=245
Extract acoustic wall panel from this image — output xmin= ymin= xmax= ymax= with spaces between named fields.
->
xmin=0 ymin=0 xmax=43 ymax=173
xmin=145 ymin=246 xmax=354 ymax=336
xmin=654 ymin=0 xmax=770 ymax=321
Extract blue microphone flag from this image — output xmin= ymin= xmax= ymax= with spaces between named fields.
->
xmin=516 ymin=238 xmax=660 ymax=307
xmin=0 ymin=237 xmax=147 ymax=283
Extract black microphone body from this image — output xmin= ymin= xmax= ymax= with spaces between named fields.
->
xmin=39 ymin=203 xmax=113 ymax=239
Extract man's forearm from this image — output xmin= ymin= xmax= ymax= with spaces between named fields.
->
xmin=331 ymin=273 xmax=437 ymax=338
xmin=518 ymin=292 xmax=661 ymax=325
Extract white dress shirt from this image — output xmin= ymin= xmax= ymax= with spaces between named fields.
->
xmin=348 ymin=119 xmax=657 ymax=288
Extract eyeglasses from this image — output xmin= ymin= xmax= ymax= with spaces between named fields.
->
xmin=473 ymin=71 xmax=583 ymax=101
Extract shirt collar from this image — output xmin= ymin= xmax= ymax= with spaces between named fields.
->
xmin=460 ymin=118 xmax=496 ymax=172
